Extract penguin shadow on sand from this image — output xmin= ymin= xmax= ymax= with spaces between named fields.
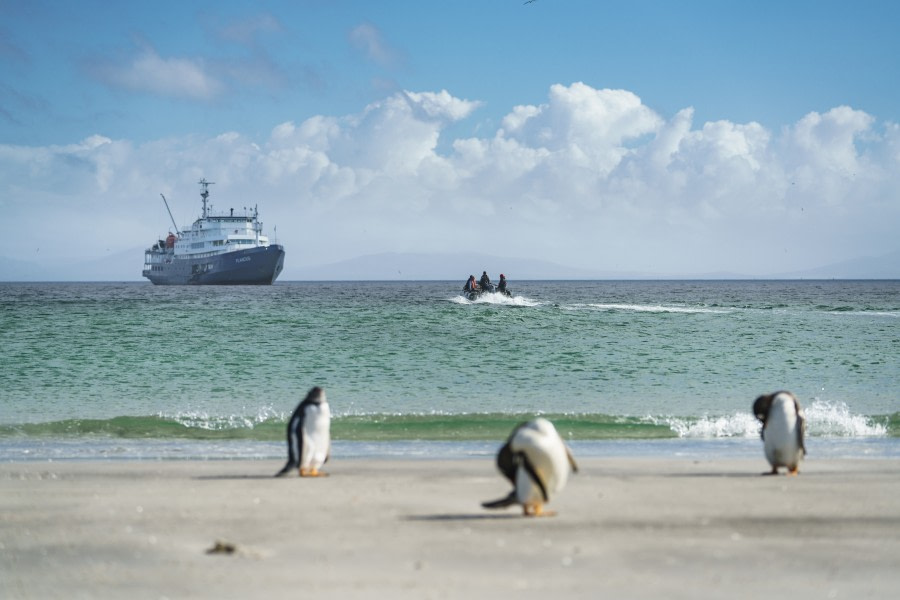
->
xmin=657 ymin=469 xmax=768 ymax=480
xmin=403 ymin=513 xmax=522 ymax=522
xmin=195 ymin=473 xmax=276 ymax=481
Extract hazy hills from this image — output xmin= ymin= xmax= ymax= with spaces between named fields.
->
xmin=2 ymin=249 xmax=898 ymax=282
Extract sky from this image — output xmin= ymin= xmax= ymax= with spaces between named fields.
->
xmin=1 ymin=0 xmax=899 ymax=279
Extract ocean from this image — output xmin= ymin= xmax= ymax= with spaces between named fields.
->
xmin=2 ymin=280 xmax=897 ymax=462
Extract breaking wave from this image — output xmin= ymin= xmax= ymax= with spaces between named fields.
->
xmin=654 ymin=400 xmax=890 ymax=438
xmin=1 ymin=402 xmax=893 ymax=441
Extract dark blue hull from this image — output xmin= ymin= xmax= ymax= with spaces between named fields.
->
xmin=143 ymin=245 xmax=285 ymax=285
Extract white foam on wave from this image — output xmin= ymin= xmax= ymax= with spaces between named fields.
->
xmin=650 ymin=413 xmax=761 ymax=438
xmin=650 ymin=400 xmax=887 ymax=439
xmin=804 ymin=399 xmax=888 ymax=437
xmin=166 ymin=405 xmax=283 ymax=430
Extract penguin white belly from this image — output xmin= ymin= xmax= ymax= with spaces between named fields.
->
xmin=764 ymin=404 xmax=802 ymax=468
xmin=514 ymin=466 xmax=544 ymax=505
xmin=300 ymin=403 xmax=331 ymax=470
xmin=513 ymin=425 xmax=571 ymax=502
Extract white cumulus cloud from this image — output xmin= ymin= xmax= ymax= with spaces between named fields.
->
xmin=1 ymin=82 xmax=898 ymax=278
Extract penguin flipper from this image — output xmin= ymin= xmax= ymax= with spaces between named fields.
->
xmin=482 ymin=491 xmax=518 ymax=509
xmin=521 ymin=454 xmax=549 ymax=502
xmin=274 ymin=461 xmax=296 ymax=477
xmin=566 ymin=445 xmax=579 ymax=473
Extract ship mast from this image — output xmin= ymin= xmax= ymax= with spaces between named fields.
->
xmin=254 ymin=204 xmax=260 ymax=243
xmin=160 ymin=194 xmax=180 ymax=235
xmin=199 ymin=178 xmax=215 ymax=219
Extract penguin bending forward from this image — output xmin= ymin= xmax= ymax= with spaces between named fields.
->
xmin=482 ymin=418 xmax=578 ymax=516
xmin=753 ymin=390 xmax=806 ymax=475
xmin=275 ymin=386 xmax=331 ymax=477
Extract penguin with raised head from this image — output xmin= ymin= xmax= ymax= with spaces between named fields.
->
xmin=482 ymin=417 xmax=578 ymax=516
xmin=275 ymin=386 xmax=331 ymax=477
xmin=753 ymin=390 xmax=806 ymax=475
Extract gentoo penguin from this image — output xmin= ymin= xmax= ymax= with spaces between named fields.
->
xmin=275 ymin=386 xmax=331 ymax=477
xmin=753 ymin=391 xmax=806 ymax=475
xmin=482 ymin=418 xmax=578 ymax=516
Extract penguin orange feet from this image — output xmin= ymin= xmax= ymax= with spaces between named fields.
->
xmin=523 ymin=503 xmax=556 ymax=518
xmin=788 ymin=466 xmax=800 ymax=476
xmin=299 ymin=467 xmax=328 ymax=477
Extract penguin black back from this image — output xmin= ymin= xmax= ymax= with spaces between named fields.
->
xmin=495 ymin=422 xmax=529 ymax=483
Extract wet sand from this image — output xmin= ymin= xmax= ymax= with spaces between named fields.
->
xmin=2 ymin=457 xmax=899 ymax=599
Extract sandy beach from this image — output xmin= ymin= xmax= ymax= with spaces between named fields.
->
xmin=2 ymin=457 xmax=899 ymax=599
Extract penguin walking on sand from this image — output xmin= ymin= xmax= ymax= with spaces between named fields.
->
xmin=753 ymin=390 xmax=806 ymax=475
xmin=275 ymin=386 xmax=331 ymax=477
xmin=482 ymin=418 xmax=578 ymax=516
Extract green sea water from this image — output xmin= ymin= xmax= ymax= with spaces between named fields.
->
xmin=1 ymin=280 xmax=897 ymax=459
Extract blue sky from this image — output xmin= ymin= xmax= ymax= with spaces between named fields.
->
xmin=2 ymin=0 xmax=899 ymax=279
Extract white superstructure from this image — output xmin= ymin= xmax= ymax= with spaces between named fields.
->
xmin=142 ymin=178 xmax=285 ymax=285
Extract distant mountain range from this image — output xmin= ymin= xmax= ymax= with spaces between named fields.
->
xmin=289 ymin=252 xmax=624 ymax=281
xmin=286 ymin=250 xmax=900 ymax=281
xmin=769 ymin=250 xmax=900 ymax=280
xmin=2 ymin=249 xmax=898 ymax=282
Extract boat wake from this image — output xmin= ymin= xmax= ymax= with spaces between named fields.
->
xmin=451 ymin=292 xmax=541 ymax=307
xmin=579 ymin=303 xmax=730 ymax=314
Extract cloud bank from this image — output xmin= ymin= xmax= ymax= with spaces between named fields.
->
xmin=1 ymin=82 xmax=897 ymax=278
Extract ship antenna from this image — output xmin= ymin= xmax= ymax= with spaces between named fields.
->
xmin=198 ymin=178 xmax=215 ymax=219
xmin=160 ymin=193 xmax=180 ymax=235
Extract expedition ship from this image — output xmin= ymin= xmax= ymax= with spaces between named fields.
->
xmin=142 ymin=179 xmax=285 ymax=285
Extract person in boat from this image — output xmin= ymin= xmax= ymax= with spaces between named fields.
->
xmin=463 ymin=275 xmax=478 ymax=293
xmin=479 ymin=271 xmax=492 ymax=291
xmin=497 ymin=273 xmax=510 ymax=296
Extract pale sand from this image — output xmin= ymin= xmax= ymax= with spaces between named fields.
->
xmin=2 ymin=457 xmax=899 ymax=599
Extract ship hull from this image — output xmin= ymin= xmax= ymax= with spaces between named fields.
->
xmin=143 ymin=245 xmax=285 ymax=285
